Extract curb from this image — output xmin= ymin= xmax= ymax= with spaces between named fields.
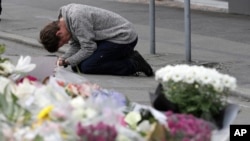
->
xmin=0 ymin=31 xmax=249 ymax=101
xmin=0 ymin=31 xmax=42 ymax=48
xmin=0 ymin=31 xmax=67 ymax=54
xmin=232 ymin=87 xmax=250 ymax=100
xmin=116 ymin=0 xmax=228 ymax=13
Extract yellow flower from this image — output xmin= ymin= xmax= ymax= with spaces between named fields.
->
xmin=38 ymin=105 xmax=54 ymax=120
xmin=33 ymin=105 xmax=54 ymax=128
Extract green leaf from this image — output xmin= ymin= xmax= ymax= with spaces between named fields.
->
xmin=0 ymin=44 xmax=6 ymax=55
xmin=186 ymin=106 xmax=198 ymax=113
xmin=0 ymin=86 xmax=31 ymax=124
xmin=33 ymin=135 xmax=44 ymax=141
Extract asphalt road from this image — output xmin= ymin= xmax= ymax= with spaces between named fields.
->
xmin=4 ymin=0 xmax=250 ymax=44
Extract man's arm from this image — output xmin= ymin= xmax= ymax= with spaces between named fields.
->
xmin=64 ymin=42 xmax=97 ymax=66
xmin=61 ymin=40 xmax=80 ymax=60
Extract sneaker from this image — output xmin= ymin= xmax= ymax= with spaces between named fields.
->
xmin=130 ymin=50 xmax=154 ymax=76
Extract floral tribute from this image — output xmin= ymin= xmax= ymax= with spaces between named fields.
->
xmin=164 ymin=111 xmax=214 ymax=141
xmin=0 ymin=44 xmax=228 ymax=141
xmin=155 ymin=64 xmax=237 ymax=123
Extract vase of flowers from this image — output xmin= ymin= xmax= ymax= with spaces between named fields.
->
xmin=150 ymin=64 xmax=239 ymax=129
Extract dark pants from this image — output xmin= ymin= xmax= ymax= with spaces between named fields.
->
xmin=73 ymin=38 xmax=138 ymax=76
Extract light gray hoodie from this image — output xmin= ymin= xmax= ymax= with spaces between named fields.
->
xmin=59 ymin=3 xmax=138 ymax=66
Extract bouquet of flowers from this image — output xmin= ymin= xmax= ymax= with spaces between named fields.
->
xmin=164 ymin=111 xmax=215 ymax=141
xmin=154 ymin=64 xmax=237 ymax=125
xmin=0 ymin=44 xmax=234 ymax=141
xmin=0 ymin=44 xmax=167 ymax=141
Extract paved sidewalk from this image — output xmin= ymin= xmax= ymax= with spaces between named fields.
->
xmin=177 ymin=0 xmax=227 ymax=10
xmin=0 ymin=1 xmax=250 ymax=104
xmin=116 ymin=0 xmax=228 ymax=13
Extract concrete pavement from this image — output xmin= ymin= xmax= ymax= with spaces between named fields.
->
xmin=0 ymin=0 xmax=250 ymax=105
xmin=116 ymin=0 xmax=228 ymax=13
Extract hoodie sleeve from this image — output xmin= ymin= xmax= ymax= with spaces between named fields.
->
xmin=65 ymin=17 xmax=97 ymax=66
xmin=59 ymin=4 xmax=97 ymax=66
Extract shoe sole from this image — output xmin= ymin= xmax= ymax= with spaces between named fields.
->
xmin=133 ymin=51 xmax=154 ymax=76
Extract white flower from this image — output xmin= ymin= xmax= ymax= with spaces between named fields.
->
xmin=71 ymin=97 xmax=97 ymax=120
xmin=84 ymin=108 xmax=98 ymax=119
xmin=196 ymin=69 xmax=214 ymax=85
xmin=137 ymin=120 xmax=151 ymax=133
xmin=155 ymin=65 xmax=173 ymax=81
xmin=183 ymin=68 xmax=196 ymax=84
xmin=14 ymin=56 xmax=36 ymax=73
xmin=211 ymin=78 xmax=223 ymax=92
xmin=116 ymin=134 xmax=132 ymax=141
xmin=0 ymin=60 xmax=15 ymax=75
xmin=171 ymin=69 xmax=185 ymax=82
xmin=156 ymin=64 xmax=237 ymax=92
xmin=72 ymin=109 xmax=85 ymax=120
xmin=155 ymin=64 xmax=236 ymax=88
xmin=221 ymin=74 xmax=237 ymax=90
xmin=12 ymin=78 xmax=36 ymax=99
xmin=124 ymin=111 xmax=141 ymax=129
xmin=70 ymin=96 xmax=86 ymax=109
xmin=72 ymin=107 xmax=97 ymax=121
xmin=162 ymin=70 xmax=174 ymax=82
xmin=9 ymin=74 xmax=21 ymax=81
xmin=13 ymin=127 xmax=37 ymax=141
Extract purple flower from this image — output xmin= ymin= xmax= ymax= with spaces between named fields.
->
xmin=91 ymin=89 xmax=127 ymax=107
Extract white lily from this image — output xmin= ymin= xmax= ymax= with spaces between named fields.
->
xmin=14 ymin=56 xmax=36 ymax=73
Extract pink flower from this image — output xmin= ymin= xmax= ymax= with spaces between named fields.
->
xmin=16 ymin=75 xmax=37 ymax=83
xmin=117 ymin=115 xmax=127 ymax=126
xmin=76 ymin=122 xmax=117 ymax=141
xmin=165 ymin=111 xmax=214 ymax=141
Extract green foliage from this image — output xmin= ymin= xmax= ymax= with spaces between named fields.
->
xmin=0 ymin=44 xmax=5 ymax=55
xmin=162 ymin=80 xmax=227 ymax=121
xmin=0 ymin=87 xmax=32 ymax=127
xmin=0 ymin=44 xmax=9 ymax=63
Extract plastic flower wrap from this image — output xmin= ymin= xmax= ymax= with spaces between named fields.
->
xmin=64 ymin=81 xmax=100 ymax=98
xmin=90 ymin=89 xmax=128 ymax=108
xmin=155 ymin=64 xmax=237 ymax=122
